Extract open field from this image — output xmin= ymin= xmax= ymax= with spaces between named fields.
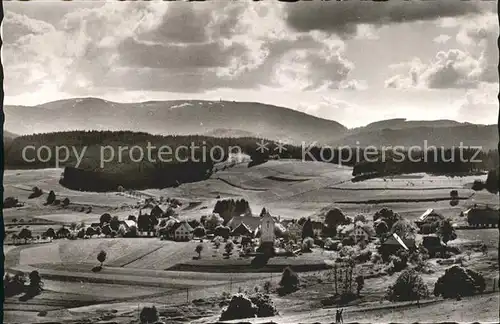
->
xmin=3 ymin=160 xmax=499 ymax=323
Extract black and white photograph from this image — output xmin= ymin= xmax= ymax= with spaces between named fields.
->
xmin=1 ymin=0 xmax=499 ymax=323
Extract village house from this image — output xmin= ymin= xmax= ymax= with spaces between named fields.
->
xmin=285 ymin=221 xmax=302 ymax=239
xmin=353 ymin=224 xmax=371 ymax=243
xmin=227 ymin=214 xmax=262 ymax=232
xmin=231 ymin=223 xmax=253 ymax=237
xmin=119 ymin=219 xmax=137 ymax=231
xmin=168 ymin=221 xmax=194 ymax=241
xmin=415 ymin=208 xmax=445 ymax=230
xmin=464 ymin=205 xmax=499 ymax=227
xmin=380 ymin=234 xmax=416 ymax=258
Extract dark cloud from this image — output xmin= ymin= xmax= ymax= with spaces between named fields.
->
xmin=285 ymin=0 xmax=487 ymax=37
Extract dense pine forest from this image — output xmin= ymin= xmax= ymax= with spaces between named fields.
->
xmin=4 ymin=130 xmax=498 ymax=191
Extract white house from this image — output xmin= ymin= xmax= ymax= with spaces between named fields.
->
xmin=170 ymin=221 xmax=194 ymax=241
xmin=286 ymin=222 xmax=302 ymax=239
xmin=353 ymin=225 xmax=371 ymax=243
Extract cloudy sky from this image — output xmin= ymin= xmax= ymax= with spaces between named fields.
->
xmin=3 ymin=0 xmax=498 ymax=127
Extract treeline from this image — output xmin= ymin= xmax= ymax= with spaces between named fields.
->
xmin=352 ymin=148 xmax=499 ymax=177
xmin=472 ymin=168 xmax=499 ymax=194
xmin=4 ymin=131 xmax=499 ymax=191
xmin=213 ymin=199 xmax=252 ymax=224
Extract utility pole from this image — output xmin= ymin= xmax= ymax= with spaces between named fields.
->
xmin=186 ymin=288 xmax=189 ymax=304
xmin=230 ymin=277 xmax=233 ymax=293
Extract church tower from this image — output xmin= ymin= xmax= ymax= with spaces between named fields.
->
xmin=259 ymin=210 xmax=275 ymax=255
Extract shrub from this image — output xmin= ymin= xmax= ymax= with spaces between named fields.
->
xmin=434 ymin=266 xmax=486 ymax=298
xmin=4 ymin=272 xmax=26 ymax=297
xmin=354 ymin=249 xmax=372 ymax=264
xmin=250 ymin=293 xmax=279 ymax=318
xmin=278 ymin=267 xmax=299 ymax=295
xmin=28 ymin=187 xmax=43 ymax=199
xmin=4 ymin=197 xmax=21 ymax=209
xmin=386 ymin=269 xmax=429 ymax=302
xmin=46 ymin=191 xmax=56 ymax=205
xmin=220 ymin=294 xmax=258 ymax=321
xmin=62 ymin=197 xmax=70 ymax=207
xmin=140 ymin=305 xmax=159 ymax=324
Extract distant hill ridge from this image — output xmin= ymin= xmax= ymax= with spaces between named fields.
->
xmin=3 ymin=97 xmax=498 ymax=149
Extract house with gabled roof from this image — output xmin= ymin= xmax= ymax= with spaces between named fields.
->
xmin=415 ymin=208 xmax=444 ymax=229
xmin=231 ymin=223 xmax=253 ymax=237
xmin=169 ymin=221 xmax=194 ymax=241
xmin=227 ymin=215 xmax=261 ymax=232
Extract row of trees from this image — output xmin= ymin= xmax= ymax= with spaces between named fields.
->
xmin=352 ymin=148 xmax=499 ymax=177
xmin=8 ymin=130 xmax=497 ymax=177
xmin=4 ymin=270 xmax=44 ymax=300
xmin=387 ymin=265 xmax=486 ymax=302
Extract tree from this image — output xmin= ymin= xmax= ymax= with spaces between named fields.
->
xmin=260 ymin=207 xmax=268 ymax=217
xmin=355 ymin=275 xmax=364 ymax=296
xmin=97 ymin=250 xmax=107 ymax=267
xmin=4 ymin=197 xmax=21 ymax=208
xmin=85 ymin=226 xmax=96 ymax=237
xmin=373 ymin=208 xmax=401 ymax=229
xmin=69 ymin=222 xmax=78 ymax=231
xmin=101 ymin=224 xmax=112 ymax=237
xmin=434 ymin=266 xmax=485 ymax=298
xmin=193 ymin=226 xmax=206 ymax=238
xmin=225 ymin=241 xmax=234 ymax=256
xmin=45 ymin=228 xmax=56 ymax=238
xmin=386 ymin=269 xmax=429 ymax=302
xmin=77 ymin=228 xmax=85 ymax=239
xmin=302 ymin=237 xmax=314 ymax=252
xmin=301 ymin=218 xmax=314 ymax=239
xmin=46 ymin=191 xmax=56 ymax=205
xmin=485 ymin=168 xmax=499 ymax=194
xmin=323 ymin=208 xmax=348 ymax=237
xmin=100 ymin=213 xmax=112 ymax=225
xmin=62 ymin=197 xmax=70 ymax=207
xmin=127 ymin=215 xmax=137 ymax=222
xmin=437 ymin=219 xmax=457 ymax=244
xmin=28 ymin=270 xmax=43 ymax=295
xmin=140 ymin=305 xmax=159 ymax=324
xmin=195 ymin=244 xmax=204 ymax=258
xmin=110 ymin=216 xmax=120 ymax=231
xmin=354 ymin=214 xmax=367 ymax=223
xmin=205 ymin=213 xmax=224 ymax=231
xmin=391 ymin=219 xmax=416 ymax=240
xmin=18 ymin=228 xmax=32 ymax=244
xmin=279 ymin=267 xmax=299 ymax=295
